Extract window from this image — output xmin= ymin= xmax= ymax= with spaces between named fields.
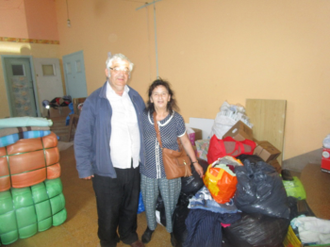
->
xmin=12 ymin=65 xmax=25 ymax=76
xmin=42 ymin=64 xmax=55 ymax=76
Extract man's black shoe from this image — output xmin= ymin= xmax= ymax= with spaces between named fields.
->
xmin=142 ymin=227 xmax=154 ymax=244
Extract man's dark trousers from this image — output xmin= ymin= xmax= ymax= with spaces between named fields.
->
xmin=92 ymin=164 xmax=140 ymax=247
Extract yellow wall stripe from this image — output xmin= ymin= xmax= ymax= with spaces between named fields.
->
xmin=0 ymin=37 xmax=60 ymax=44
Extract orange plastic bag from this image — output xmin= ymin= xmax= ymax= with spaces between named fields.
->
xmin=203 ymin=157 xmax=241 ymax=204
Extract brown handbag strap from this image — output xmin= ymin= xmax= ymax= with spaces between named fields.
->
xmin=153 ymin=111 xmax=163 ymax=148
xmin=153 ymin=111 xmax=182 ymax=150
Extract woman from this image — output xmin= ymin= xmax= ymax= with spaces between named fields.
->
xmin=140 ymin=79 xmax=203 ymax=246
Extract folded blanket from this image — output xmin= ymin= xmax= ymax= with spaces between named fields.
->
xmin=0 ymin=130 xmax=51 ymax=147
xmin=0 ymin=126 xmax=50 ymax=137
xmin=0 ymin=117 xmax=53 ymax=129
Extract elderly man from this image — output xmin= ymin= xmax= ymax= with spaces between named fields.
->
xmin=74 ymin=53 xmax=145 ymax=247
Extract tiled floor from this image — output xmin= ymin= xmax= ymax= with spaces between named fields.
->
xmin=5 ymin=145 xmax=330 ymax=246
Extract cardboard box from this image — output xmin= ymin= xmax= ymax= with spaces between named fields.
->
xmin=191 ymin=128 xmax=202 ymax=141
xmin=48 ymin=106 xmax=71 ymax=118
xmin=73 ymin=97 xmax=86 ymax=115
xmin=268 ymin=159 xmax=282 ymax=173
xmin=223 ymin=120 xmax=253 ymax=141
xmin=321 ymin=148 xmax=330 ymax=173
xmin=187 ymin=128 xmax=202 ymax=146
xmin=253 ymin=141 xmax=281 ymax=163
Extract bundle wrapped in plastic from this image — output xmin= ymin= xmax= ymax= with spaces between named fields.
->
xmin=209 ymin=101 xmax=252 ymax=139
xmin=0 ymin=178 xmax=67 ymax=245
xmin=0 ymin=132 xmax=61 ymax=192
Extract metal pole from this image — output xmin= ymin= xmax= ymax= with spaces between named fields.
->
xmin=136 ymin=0 xmax=163 ymax=78
xmin=136 ymin=0 xmax=163 ymax=11
xmin=153 ymin=4 xmax=159 ymax=77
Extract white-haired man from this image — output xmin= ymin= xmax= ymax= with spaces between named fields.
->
xmin=74 ymin=53 xmax=145 ymax=247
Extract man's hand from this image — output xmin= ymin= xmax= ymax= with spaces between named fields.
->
xmin=82 ymin=175 xmax=94 ymax=180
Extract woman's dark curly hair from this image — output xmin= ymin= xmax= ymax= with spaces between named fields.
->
xmin=146 ymin=78 xmax=180 ymax=115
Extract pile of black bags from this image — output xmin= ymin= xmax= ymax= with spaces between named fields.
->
xmin=158 ymin=155 xmax=306 ymax=247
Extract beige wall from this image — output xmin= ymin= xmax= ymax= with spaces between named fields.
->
xmin=0 ymin=0 xmax=59 ymax=40
xmin=0 ymin=0 xmax=60 ymax=117
xmin=0 ymin=0 xmax=329 ymax=161
xmin=0 ymin=0 xmax=28 ymax=38
xmin=54 ymin=0 xmax=330 ymax=160
xmin=24 ymin=0 xmax=59 ymax=40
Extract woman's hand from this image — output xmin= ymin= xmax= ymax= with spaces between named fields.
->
xmin=180 ymin=134 xmax=204 ymax=178
xmin=193 ymin=162 xmax=204 ymax=178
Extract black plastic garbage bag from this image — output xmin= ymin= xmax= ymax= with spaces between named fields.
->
xmin=223 ymin=212 xmax=290 ymax=247
xmin=181 ymin=158 xmax=208 ymax=195
xmin=234 ymin=159 xmax=290 ymax=219
xmin=172 ymin=193 xmax=191 ymax=247
xmin=287 ymin=196 xmax=315 ymax=220
xmin=156 ymin=193 xmax=167 ymax=226
xmin=236 ymin=154 xmax=264 ymax=164
xmin=156 ymin=158 xmax=209 ymax=228
xmin=197 ymin=158 xmax=209 ymax=173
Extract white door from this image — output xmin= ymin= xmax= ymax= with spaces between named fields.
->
xmin=3 ymin=57 xmax=38 ymax=117
xmin=34 ymin=58 xmax=64 ymax=113
xmin=63 ymin=50 xmax=88 ymax=99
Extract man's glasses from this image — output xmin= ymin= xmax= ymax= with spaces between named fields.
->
xmin=110 ymin=66 xmax=130 ymax=74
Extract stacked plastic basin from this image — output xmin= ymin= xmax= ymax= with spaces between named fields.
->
xmin=0 ymin=132 xmax=67 ymax=245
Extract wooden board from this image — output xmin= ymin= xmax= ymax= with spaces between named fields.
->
xmin=245 ymin=99 xmax=287 ymax=165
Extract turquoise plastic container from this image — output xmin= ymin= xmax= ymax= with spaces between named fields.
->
xmin=0 ymin=178 xmax=67 ymax=245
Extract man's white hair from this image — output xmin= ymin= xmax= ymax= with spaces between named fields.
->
xmin=105 ymin=53 xmax=134 ymax=78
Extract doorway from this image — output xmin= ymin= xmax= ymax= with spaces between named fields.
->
xmin=2 ymin=56 xmax=39 ymax=117
xmin=34 ymin=58 xmax=64 ymax=113
xmin=63 ymin=50 xmax=88 ymax=99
